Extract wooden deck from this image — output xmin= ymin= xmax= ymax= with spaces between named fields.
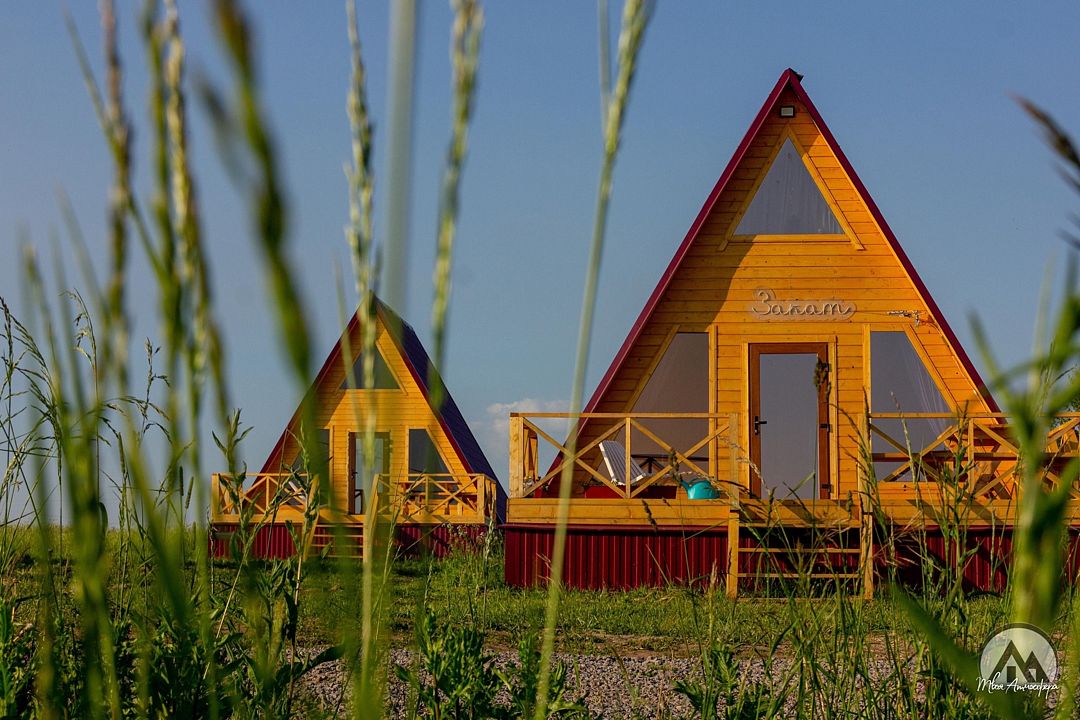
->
xmin=506 ymin=495 xmax=1028 ymax=528
xmin=504 ymin=410 xmax=1080 ymax=597
xmin=210 ymin=471 xmax=499 ymax=558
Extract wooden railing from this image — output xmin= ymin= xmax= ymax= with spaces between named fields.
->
xmin=508 ymin=412 xmax=739 ymax=499
xmin=381 ymin=473 xmax=496 ymax=524
xmin=210 ymin=470 xmax=497 ymax=524
xmin=211 ymin=472 xmax=311 ymax=522
xmin=867 ymin=412 xmax=1080 ymax=499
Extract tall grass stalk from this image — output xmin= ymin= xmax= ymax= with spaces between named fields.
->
xmin=5 ymin=1 xmax=353 ymax=716
xmin=536 ymin=2 xmax=650 ymax=717
xmin=349 ymin=0 xmax=420 ymax=713
xmin=10 ymin=3 xmax=1080 ymax=719
xmin=338 ymin=7 xmax=384 ymax=717
xmin=890 ymin=100 xmax=1080 ymax=720
xmin=382 ymin=0 xmax=419 ymax=315
xmin=430 ymin=0 xmax=482 ymax=388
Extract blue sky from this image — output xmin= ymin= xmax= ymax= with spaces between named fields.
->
xmin=2 ymin=2 xmax=1080 ymax=492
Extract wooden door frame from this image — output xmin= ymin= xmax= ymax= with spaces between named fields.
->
xmin=347 ymin=431 xmax=391 ymax=514
xmin=748 ymin=342 xmax=831 ymax=499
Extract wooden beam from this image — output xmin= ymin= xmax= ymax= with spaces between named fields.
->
xmin=860 ymin=410 xmax=874 ymax=601
xmin=727 ymin=415 xmax=740 ymax=600
xmin=509 ymin=415 xmax=524 ymax=498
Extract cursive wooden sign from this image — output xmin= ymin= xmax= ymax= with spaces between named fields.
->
xmin=749 ymin=288 xmax=855 ymax=320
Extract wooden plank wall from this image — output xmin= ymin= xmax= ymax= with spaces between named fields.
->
xmin=573 ymin=88 xmax=991 ymax=500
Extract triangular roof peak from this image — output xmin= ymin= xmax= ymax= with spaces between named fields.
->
xmin=260 ymin=295 xmax=499 ymax=483
xmin=582 ymin=69 xmax=997 ymax=413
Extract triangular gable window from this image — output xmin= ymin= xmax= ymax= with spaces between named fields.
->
xmin=408 ymin=429 xmax=450 ymax=474
xmin=340 ymin=347 xmax=399 ymax=390
xmin=870 ymin=331 xmax=952 ymax=481
xmin=734 ymin=139 xmax=844 ymax=236
xmin=871 ymin=331 xmax=950 ymax=415
xmin=630 ymin=332 xmax=708 ymax=459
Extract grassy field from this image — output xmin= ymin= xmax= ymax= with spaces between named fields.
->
xmin=2 ymin=527 xmax=1023 ymax=655
xmin=2 ymin=524 xmax=1052 ymax=717
xmin=3 ymin=0 xmax=1080 ymax=717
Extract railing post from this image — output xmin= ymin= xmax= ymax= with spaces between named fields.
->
xmin=861 ymin=411 xmax=874 ymax=601
xmin=210 ymin=474 xmax=221 ymax=520
xmin=726 ymin=414 xmax=740 ymax=600
xmin=475 ymin=474 xmax=485 ymax=523
xmin=966 ymin=417 xmax=974 ymax=487
xmin=509 ymin=415 xmax=524 ymax=498
xmin=423 ymin=473 xmax=432 ymax=522
xmin=625 ymin=417 xmax=632 ymax=499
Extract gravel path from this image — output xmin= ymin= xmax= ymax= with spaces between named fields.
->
xmin=298 ymin=646 xmax=917 ymax=719
xmin=302 ymin=648 xmax=702 ymax=718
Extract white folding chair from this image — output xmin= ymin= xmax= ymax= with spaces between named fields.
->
xmin=599 ymin=440 xmax=648 ymax=486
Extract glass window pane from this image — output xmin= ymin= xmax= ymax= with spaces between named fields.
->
xmin=352 ymin=432 xmax=389 ymax=513
xmin=290 ymin=429 xmax=330 ymax=472
xmin=870 ymin=331 xmax=952 ymax=481
xmin=408 ymin=429 xmax=450 ymax=475
xmin=734 ymin=139 xmax=844 ymax=235
xmin=758 ymin=353 xmax=820 ymax=499
xmin=630 ymin=333 xmax=709 ymax=471
xmin=289 ymin=429 xmax=330 ymax=506
xmin=340 ymin=347 xmax=398 ymax=390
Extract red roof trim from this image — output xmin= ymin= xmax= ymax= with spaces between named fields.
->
xmin=581 ymin=69 xmax=795 ymax=413
xmin=581 ymin=68 xmax=998 ymax=415
xmin=259 ymin=312 xmax=362 ymax=474
xmin=788 ymin=75 xmax=998 ymax=412
xmin=378 ymin=307 xmax=479 ymax=476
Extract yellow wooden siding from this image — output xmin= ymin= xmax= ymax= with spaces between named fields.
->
xmin=272 ymin=317 xmax=470 ymax=512
xmin=572 ymin=93 xmax=990 ymax=500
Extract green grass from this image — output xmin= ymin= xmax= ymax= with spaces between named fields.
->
xmin=4 ymin=0 xmax=1080 ymax=717
xmin=2 ymin=531 xmax=1026 ymax=658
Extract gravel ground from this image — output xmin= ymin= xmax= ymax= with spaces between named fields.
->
xmin=297 ymin=646 xmax=921 ymax=719
xmin=301 ymin=648 xmax=701 ymax=718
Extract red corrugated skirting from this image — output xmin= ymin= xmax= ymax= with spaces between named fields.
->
xmin=209 ymin=522 xmax=490 ymax=561
xmin=394 ymin=524 xmax=490 ymax=558
xmin=210 ymin=523 xmax=297 ymax=560
xmin=504 ymin=525 xmax=1080 ymax=593
xmin=503 ymin=524 xmax=728 ymax=590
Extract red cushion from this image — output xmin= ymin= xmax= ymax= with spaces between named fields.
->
xmin=583 ymin=485 xmax=677 ymax=499
xmin=584 ymin=485 xmax=622 ymax=499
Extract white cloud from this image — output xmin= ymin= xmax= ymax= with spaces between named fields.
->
xmin=485 ymin=397 xmax=567 ymax=442
xmin=480 ymin=398 xmax=568 ymax=480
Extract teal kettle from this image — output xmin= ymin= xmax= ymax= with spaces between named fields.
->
xmin=680 ymin=477 xmax=720 ymax=500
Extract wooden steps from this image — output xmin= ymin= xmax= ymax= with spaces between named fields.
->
xmin=731 ymin=524 xmax=864 ymax=589
xmin=308 ymin=521 xmax=364 ymax=559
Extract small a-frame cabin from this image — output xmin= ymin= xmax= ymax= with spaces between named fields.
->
xmin=503 ymin=69 xmax=1080 ymax=596
xmin=211 ymin=298 xmax=504 ymax=559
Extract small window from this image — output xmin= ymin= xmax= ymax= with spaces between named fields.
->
xmin=408 ymin=429 xmax=450 ymax=475
xmin=734 ymin=138 xmax=844 ymax=236
xmin=340 ymin=347 xmax=398 ymax=390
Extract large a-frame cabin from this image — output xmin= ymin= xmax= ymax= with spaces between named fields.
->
xmin=211 ymin=298 xmax=504 ymax=559
xmin=503 ymin=69 xmax=1080 ymax=596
